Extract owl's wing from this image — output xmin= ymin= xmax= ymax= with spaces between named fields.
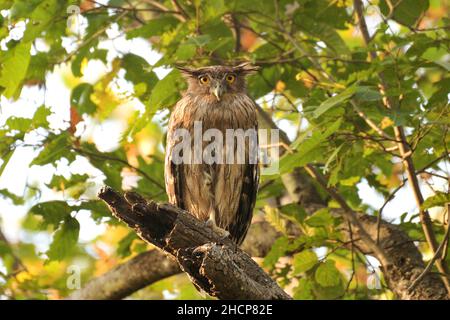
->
xmin=228 ymin=124 xmax=260 ymax=245
xmin=164 ymin=120 xmax=185 ymax=210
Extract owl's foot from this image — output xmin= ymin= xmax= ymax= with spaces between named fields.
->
xmin=205 ymin=218 xmax=230 ymax=240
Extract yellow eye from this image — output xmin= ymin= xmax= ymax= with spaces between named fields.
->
xmin=226 ymin=74 xmax=236 ymax=83
xmin=199 ymin=76 xmax=209 ymax=84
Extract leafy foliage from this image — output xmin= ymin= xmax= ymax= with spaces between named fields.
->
xmin=0 ymin=0 xmax=448 ymax=300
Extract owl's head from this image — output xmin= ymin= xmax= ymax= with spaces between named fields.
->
xmin=176 ymin=63 xmax=259 ymax=101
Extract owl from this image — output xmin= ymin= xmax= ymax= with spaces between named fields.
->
xmin=164 ymin=63 xmax=260 ymax=245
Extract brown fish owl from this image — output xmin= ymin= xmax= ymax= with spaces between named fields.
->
xmin=164 ymin=63 xmax=260 ymax=245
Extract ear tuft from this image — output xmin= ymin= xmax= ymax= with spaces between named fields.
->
xmin=175 ymin=65 xmax=197 ymax=78
xmin=233 ymin=62 xmax=260 ymax=75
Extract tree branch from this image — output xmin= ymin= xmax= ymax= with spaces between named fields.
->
xmin=343 ymin=212 xmax=448 ymax=300
xmin=67 ymin=215 xmax=279 ymax=299
xmin=91 ymin=186 xmax=291 ymax=300
xmin=67 ymin=249 xmax=180 ymax=300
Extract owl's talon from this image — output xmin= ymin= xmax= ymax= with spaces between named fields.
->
xmin=205 ymin=219 xmax=230 ymax=240
xmin=205 ymin=219 xmax=215 ymax=228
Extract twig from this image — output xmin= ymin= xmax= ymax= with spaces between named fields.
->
xmin=408 ymin=208 xmax=450 ymax=292
xmin=442 ymin=204 xmax=450 ymax=261
xmin=72 ymin=147 xmax=165 ymax=191
xmin=0 ymin=229 xmax=27 ymax=274
xmin=377 ymin=178 xmax=407 ymax=243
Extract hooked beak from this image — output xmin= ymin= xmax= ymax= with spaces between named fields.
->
xmin=212 ymin=84 xmax=224 ymax=101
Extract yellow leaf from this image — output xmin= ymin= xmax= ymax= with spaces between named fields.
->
xmin=16 ymin=271 xmax=32 ymax=283
xmin=275 ymin=80 xmax=286 ymax=92
xmin=380 ymin=117 xmax=394 ymax=129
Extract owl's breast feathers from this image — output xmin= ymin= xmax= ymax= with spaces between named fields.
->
xmin=164 ymin=93 xmax=259 ymax=245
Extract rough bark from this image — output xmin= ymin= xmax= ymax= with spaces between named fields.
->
xmin=342 ymin=213 xmax=448 ymax=300
xmin=67 ymin=249 xmax=180 ymax=300
xmin=89 ymin=186 xmax=291 ymax=300
xmin=67 ymin=217 xmax=277 ymax=300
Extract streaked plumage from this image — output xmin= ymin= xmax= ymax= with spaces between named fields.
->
xmin=164 ymin=64 xmax=259 ymax=245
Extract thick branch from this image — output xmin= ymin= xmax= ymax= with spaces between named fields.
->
xmin=67 ymin=249 xmax=180 ymax=300
xmin=93 ymin=186 xmax=291 ymax=300
xmin=67 ymin=217 xmax=278 ymax=300
xmin=343 ymin=213 xmax=448 ymax=300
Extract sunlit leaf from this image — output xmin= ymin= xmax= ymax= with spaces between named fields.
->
xmin=293 ymin=250 xmax=318 ymax=274
xmin=31 ymin=132 xmax=73 ymax=166
xmin=46 ymin=216 xmax=80 ymax=261
xmin=315 ymin=260 xmax=341 ymax=287
xmin=0 ymin=41 xmax=31 ymax=99
xmin=71 ymin=83 xmax=97 ymax=115
xmin=421 ymin=192 xmax=450 ymax=210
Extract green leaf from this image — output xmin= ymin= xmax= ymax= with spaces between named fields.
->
xmin=324 ymin=144 xmax=344 ymax=172
xmin=31 ymin=132 xmax=72 ymax=166
xmin=0 ymin=41 xmax=31 ymax=99
xmin=380 ymin=0 xmax=429 ymax=27
xmin=421 ymin=192 xmax=450 ymax=210
xmin=10 ymin=0 xmax=41 ymax=20
xmin=174 ymin=43 xmax=197 ymax=60
xmin=71 ymin=83 xmax=97 ymax=115
xmin=278 ymin=120 xmax=342 ymax=174
xmin=77 ymin=200 xmax=111 ymax=223
xmin=0 ymin=189 xmax=25 ymax=205
xmin=126 ymin=17 xmax=179 ymax=39
xmin=293 ymin=250 xmax=318 ymax=274
xmin=117 ymin=232 xmax=138 ymax=257
xmin=6 ymin=117 xmax=32 ymax=131
xmin=0 ymin=150 xmax=13 ymax=177
xmin=122 ymin=54 xmax=158 ymax=97
xmin=354 ymin=86 xmax=382 ymax=102
xmin=0 ymin=0 xmax=13 ymax=10
xmin=148 ymin=70 xmax=181 ymax=111
xmin=29 ymin=201 xmax=73 ymax=228
xmin=27 ymin=52 xmax=48 ymax=83
xmin=294 ymin=16 xmax=350 ymax=55
xmin=315 ymin=260 xmax=341 ymax=287
xmin=293 ymin=278 xmax=315 ymax=300
xmin=32 ymin=105 xmax=51 ymax=128
xmin=279 ymin=203 xmax=307 ymax=224
xmin=71 ymin=46 xmax=90 ymax=78
xmin=185 ymin=34 xmax=211 ymax=47
xmin=263 ymin=236 xmax=289 ymax=268
xmin=22 ymin=0 xmax=59 ymax=42
xmin=265 ymin=206 xmax=287 ymax=234
xmin=46 ymin=216 xmax=79 ymax=261
xmin=203 ymin=0 xmax=227 ymax=20
xmin=47 ymin=173 xmax=88 ymax=190
xmin=305 ymin=208 xmax=334 ymax=228
xmin=313 ymin=86 xmax=356 ymax=118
